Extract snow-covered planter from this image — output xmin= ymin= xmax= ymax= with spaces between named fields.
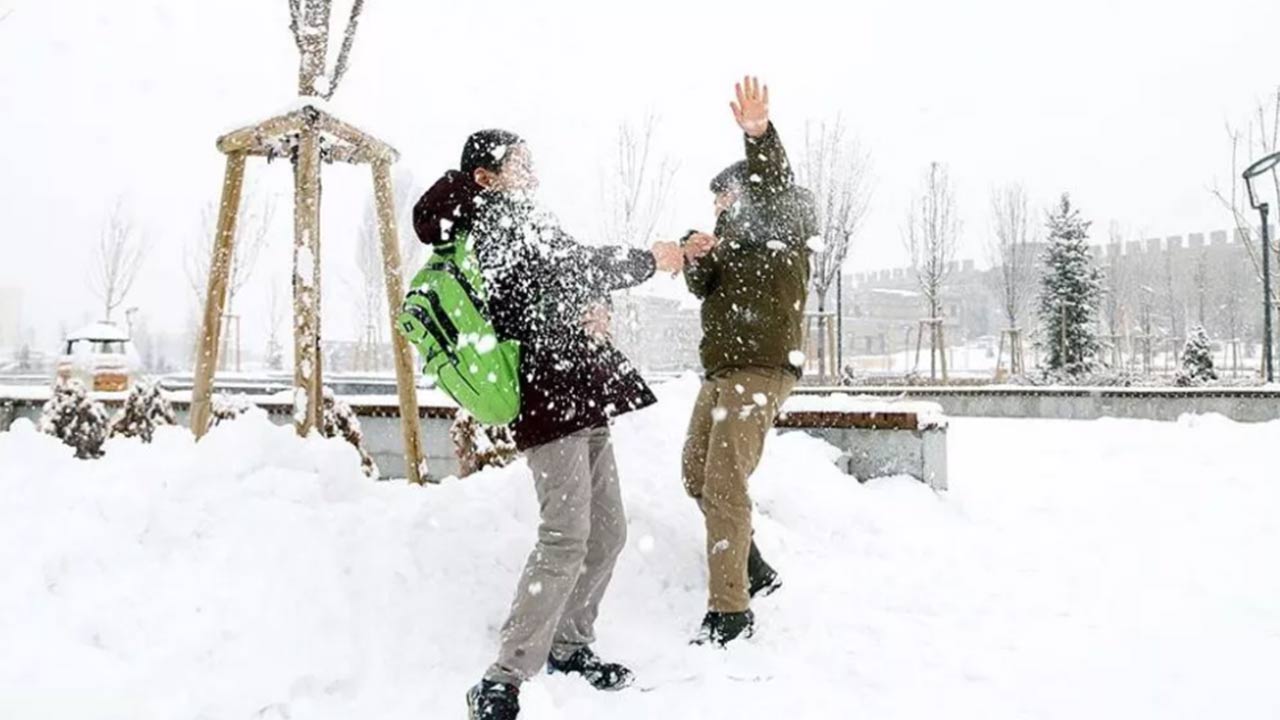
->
xmin=451 ymin=410 xmax=517 ymax=477
xmin=39 ymin=379 xmax=109 ymax=459
xmin=321 ymin=388 xmax=379 ymax=478
xmin=109 ymin=379 xmax=176 ymax=443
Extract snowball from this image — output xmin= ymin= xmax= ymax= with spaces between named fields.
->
xmin=475 ymin=335 xmax=498 ymax=354
xmin=806 ymin=236 xmax=827 ymax=252
xmin=789 ymin=350 xmax=806 ymax=367
xmin=753 ymin=393 xmax=768 ymax=407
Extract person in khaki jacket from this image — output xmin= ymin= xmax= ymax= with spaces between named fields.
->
xmin=681 ymin=76 xmax=818 ymax=646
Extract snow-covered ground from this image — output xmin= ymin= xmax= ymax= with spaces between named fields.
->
xmin=1 ymin=377 xmax=1277 ymax=719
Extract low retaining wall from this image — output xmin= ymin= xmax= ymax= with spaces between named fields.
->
xmin=793 ymin=386 xmax=1280 ymax=423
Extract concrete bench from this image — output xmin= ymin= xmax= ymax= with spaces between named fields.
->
xmin=777 ymin=395 xmax=949 ymax=491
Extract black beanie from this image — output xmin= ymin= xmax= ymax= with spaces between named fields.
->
xmin=710 ymin=160 xmax=749 ymax=193
xmin=461 ymin=129 xmax=525 ymax=175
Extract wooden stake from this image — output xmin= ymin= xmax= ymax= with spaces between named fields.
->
xmin=373 ymin=159 xmax=427 ymax=484
xmin=292 ymin=127 xmax=324 ymax=435
xmin=191 ymin=152 xmax=247 ymax=439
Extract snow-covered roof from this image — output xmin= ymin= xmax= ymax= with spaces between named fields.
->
xmin=66 ymin=322 xmax=130 ymax=342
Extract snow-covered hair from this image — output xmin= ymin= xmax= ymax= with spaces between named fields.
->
xmin=461 ymin=129 xmax=525 ymax=175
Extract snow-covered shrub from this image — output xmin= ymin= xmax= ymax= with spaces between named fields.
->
xmin=39 ymin=380 xmax=109 ymax=459
xmin=109 ymin=379 xmax=175 ymax=443
xmin=1176 ymin=326 xmax=1217 ymax=386
xmin=451 ymin=410 xmax=517 ymax=477
xmin=321 ymin=388 xmax=379 ymax=478
xmin=210 ymin=394 xmax=252 ymax=427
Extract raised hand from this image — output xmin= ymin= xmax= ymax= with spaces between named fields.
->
xmin=730 ymin=76 xmax=770 ymax=138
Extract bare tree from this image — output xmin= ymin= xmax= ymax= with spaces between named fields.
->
xmin=349 ymin=167 xmax=418 ymax=372
xmin=600 ymin=114 xmax=677 ymax=249
xmin=265 ymin=279 xmax=286 ymax=371
xmin=986 ymin=184 xmax=1036 ymax=329
xmin=185 ymin=191 xmax=275 ymax=370
xmin=1212 ymin=88 xmax=1280 ymax=351
xmin=798 ymin=119 xmax=873 ymax=379
xmin=188 ymin=194 xmax=275 ymax=311
xmin=288 ymin=0 xmax=365 ymax=99
xmin=902 ymin=162 xmax=960 ymax=379
xmin=89 ymin=203 xmax=146 ymax=322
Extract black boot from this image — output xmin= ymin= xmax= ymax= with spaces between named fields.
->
xmin=748 ymin=540 xmax=782 ymax=599
xmin=546 ymin=646 xmax=634 ymax=691
xmin=692 ymin=609 xmax=755 ymax=647
xmin=466 ymin=679 xmax=519 ymax=720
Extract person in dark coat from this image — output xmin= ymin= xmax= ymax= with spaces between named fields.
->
xmin=679 ymin=77 xmax=818 ymax=647
xmin=414 ymin=129 xmax=685 ymax=720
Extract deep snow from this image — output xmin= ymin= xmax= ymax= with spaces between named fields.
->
xmin=0 ymin=376 xmax=1277 ymax=719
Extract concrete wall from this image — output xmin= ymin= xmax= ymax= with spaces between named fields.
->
xmin=795 ymin=387 xmax=1280 ymax=423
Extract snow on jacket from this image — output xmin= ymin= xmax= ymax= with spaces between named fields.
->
xmin=684 ymin=123 xmax=818 ymax=380
xmin=415 ymin=175 xmax=657 ymax=450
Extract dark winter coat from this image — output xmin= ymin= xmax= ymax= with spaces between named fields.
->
xmin=414 ymin=175 xmax=657 ymax=451
xmin=684 ymin=123 xmax=818 ymax=379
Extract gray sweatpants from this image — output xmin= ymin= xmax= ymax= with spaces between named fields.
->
xmin=484 ymin=425 xmax=627 ymax=686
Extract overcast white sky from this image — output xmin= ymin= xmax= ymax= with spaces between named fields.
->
xmin=2 ymin=0 xmax=1279 ymax=351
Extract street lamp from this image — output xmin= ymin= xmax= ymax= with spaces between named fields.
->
xmin=1243 ymin=151 xmax=1280 ymax=383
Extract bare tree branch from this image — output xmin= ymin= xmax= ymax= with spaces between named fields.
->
xmin=986 ymin=182 xmax=1036 ymax=329
xmin=325 ymin=0 xmax=364 ymax=100
xmin=294 ymin=0 xmax=333 ymax=96
xmin=89 ymin=202 xmax=147 ymax=322
xmin=798 ymin=118 xmax=873 ymax=311
xmin=600 ymin=114 xmax=678 ymax=249
xmin=185 ymin=189 xmax=276 ymax=314
xmin=902 ymin=161 xmax=960 ymax=320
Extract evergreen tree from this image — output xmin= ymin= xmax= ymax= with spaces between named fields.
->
xmin=1038 ymin=194 xmax=1104 ymax=376
xmin=1177 ymin=325 xmax=1217 ymax=386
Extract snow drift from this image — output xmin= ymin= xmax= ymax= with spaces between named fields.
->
xmin=1 ymin=377 xmax=1278 ymax=719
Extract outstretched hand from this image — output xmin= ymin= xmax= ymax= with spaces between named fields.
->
xmin=652 ymin=240 xmax=685 ymax=275
xmin=683 ymin=232 xmax=719 ymax=261
xmin=731 ymin=76 xmax=770 ymax=138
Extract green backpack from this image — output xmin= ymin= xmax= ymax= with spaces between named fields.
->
xmin=397 ymin=233 xmax=521 ymax=426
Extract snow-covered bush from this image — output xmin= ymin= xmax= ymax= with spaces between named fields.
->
xmin=210 ymin=394 xmax=252 ymax=427
xmin=1176 ymin=326 xmax=1217 ymax=386
xmin=321 ymin=388 xmax=378 ymax=478
xmin=451 ymin=410 xmax=517 ymax=477
xmin=39 ymin=379 xmax=109 ymax=459
xmin=109 ymin=379 xmax=176 ymax=443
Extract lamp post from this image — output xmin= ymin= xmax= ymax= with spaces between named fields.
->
xmin=1243 ymin=151 xmax=1280 ymax=383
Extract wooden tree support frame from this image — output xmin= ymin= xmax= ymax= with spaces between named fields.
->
xmin=190 ymin=104 xmax=426 ymax=484
xmin=994 ymin=327 xmax=1025 ymax=381
xmin=912 ymin=317 xmax=949 ymax=383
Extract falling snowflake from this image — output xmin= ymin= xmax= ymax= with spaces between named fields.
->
xmin=711 ymin=407 xmax=729 ymax=422
xmin=806 ymin=236 xmax=826 ymax=252
xmin=789 ymin=350 xmax=806 ymax=367
xmin=752 ymin=393 xmax=768 ymax=407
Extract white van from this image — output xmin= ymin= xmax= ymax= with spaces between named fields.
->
xmin=55 ymin=322 xmax=139 ymax=393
